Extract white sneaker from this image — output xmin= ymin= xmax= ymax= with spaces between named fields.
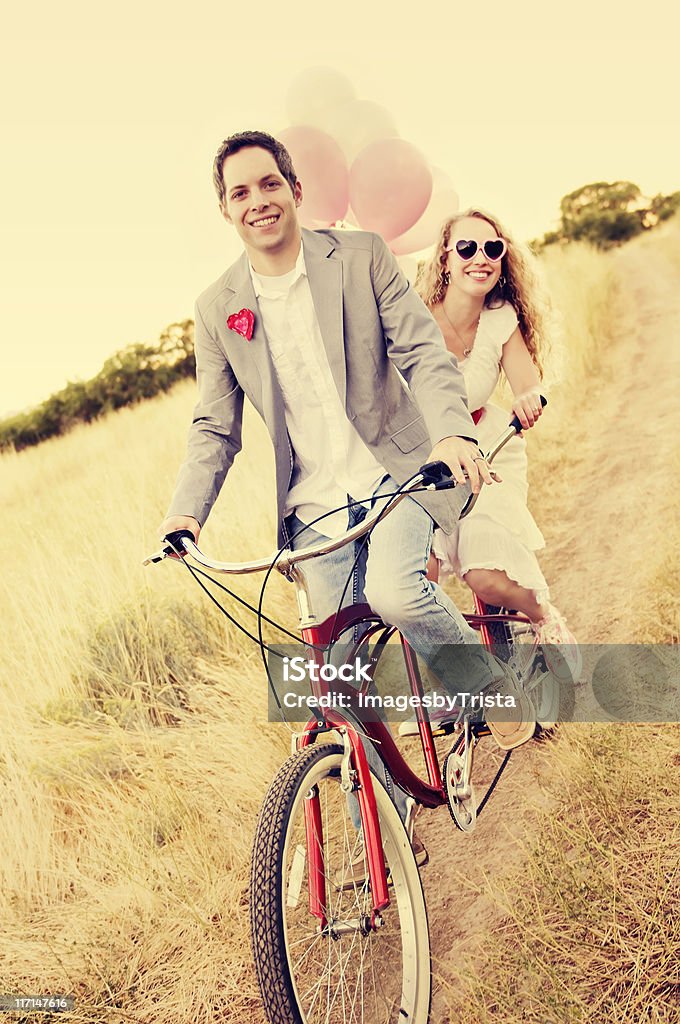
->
xmin=534 ymin=605 xmax=582 ymax=683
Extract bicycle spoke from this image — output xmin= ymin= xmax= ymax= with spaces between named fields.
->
xmin=291 ymin=933 xmax=323 ymax=973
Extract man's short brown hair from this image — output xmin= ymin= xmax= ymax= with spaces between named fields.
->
xmin=212 ymin=131 xmax=298 ymax=209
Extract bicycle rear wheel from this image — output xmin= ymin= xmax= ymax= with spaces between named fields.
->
xmin=250 ymin=742 xmax=431 ymax=1024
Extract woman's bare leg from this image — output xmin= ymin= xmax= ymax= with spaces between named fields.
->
xmin=460 ymin=567 xmax=582 ymax=683
xmin=463 ymin=567 xmax=546 ymax=622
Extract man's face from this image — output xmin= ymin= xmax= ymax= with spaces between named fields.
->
xmin=221 ymin=146 xmax=302 ymax=257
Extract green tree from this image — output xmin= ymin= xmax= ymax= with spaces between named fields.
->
xmin=559 ymin=181 xmax=646 ymax=249
xmin=650 ymin=190 xmax=680 ymax=222
xmin=0 ymin=319 xmax=196 ymax=452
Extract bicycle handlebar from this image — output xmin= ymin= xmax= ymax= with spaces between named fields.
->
xmin=145 ymin=468 xmax=435 ymax=574
xmin=508 ymin=393 xmax=547 ymax=434
xmin=145 ymin=398 xmax=546 ymax=573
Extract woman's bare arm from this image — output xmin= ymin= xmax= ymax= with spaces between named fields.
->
xmin=500 ymin=327 xmax=543 ymax=429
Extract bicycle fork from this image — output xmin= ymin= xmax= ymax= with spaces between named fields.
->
xmin=292 ymin=579 xmax=391 ymax=927
xmin=298 ymin=724 xmax=391 ymax=929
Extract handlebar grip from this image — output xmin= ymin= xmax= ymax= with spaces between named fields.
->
xmin=419 ymin=460 xmax=456 ymax=489
xmin=162 ymin=529 xmax=196 ymax=556
xmin=508 ymin=394 xmax=547 ymax=434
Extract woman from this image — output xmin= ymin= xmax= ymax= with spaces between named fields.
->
xmin=416 ymin=208 xmax=580 ymax=676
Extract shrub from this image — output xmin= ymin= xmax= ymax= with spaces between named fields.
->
xmin=0 ymin=320 xmax=195 ymax=452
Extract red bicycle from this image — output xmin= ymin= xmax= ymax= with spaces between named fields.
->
xmin=146 ymin=411 xmax=558 ymax=1024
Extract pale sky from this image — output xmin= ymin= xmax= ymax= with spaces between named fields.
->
xmin=1 ymin=1 xmax=677 ymax=417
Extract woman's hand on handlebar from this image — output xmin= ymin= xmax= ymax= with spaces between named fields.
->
xmin=511 ymin=389 xmax=544 ymax=431
xmin=159 ymin=515 xmax=201 ymax=543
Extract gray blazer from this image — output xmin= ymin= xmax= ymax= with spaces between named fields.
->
xmin=168 ymin=228 xmax=477 ymax=546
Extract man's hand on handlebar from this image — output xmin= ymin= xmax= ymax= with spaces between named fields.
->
xmin=159 ymin=515 xmax=201 ymax=543
xmin=427 ymin=436 xmax=501 ymax=494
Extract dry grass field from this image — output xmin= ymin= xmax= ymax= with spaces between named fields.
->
xmin=1 ymin=220 xmax=678 ymax=1022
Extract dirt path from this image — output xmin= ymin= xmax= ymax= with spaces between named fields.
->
xmin=418 ymin=242 xmax=680 ymax=1017
xmin=537 ymin=242 xmax=680 ymax=642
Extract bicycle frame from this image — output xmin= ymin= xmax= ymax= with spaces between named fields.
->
xmin=292 ymin=593 xmax=533 ymax=923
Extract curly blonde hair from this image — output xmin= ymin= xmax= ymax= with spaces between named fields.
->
xmin=416 ymin=208 xmax=551 ymax=376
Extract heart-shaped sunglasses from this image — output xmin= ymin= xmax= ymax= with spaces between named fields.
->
xmin=446 ymin=238 xmax=507 ymax=263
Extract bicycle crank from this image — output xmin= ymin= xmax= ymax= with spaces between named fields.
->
xmin=443 ymin=749 xmax=477 ymax=833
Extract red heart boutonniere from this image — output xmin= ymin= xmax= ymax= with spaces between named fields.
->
xmin=227 ymin=308 xmax=255 ymax=341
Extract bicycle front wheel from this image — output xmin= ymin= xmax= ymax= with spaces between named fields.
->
xmin=250 ymin=742 xmax=431 ymax=1024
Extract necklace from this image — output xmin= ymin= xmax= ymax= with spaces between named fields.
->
xmin=440 ymin=304 xmax=480 ymax=358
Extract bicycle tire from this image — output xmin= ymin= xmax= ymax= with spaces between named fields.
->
xmin=250 ymin=742 xmax=432 ymax=1024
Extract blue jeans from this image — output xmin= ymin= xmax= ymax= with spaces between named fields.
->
xmin=287 ymin=475 xmax=498 ymax=825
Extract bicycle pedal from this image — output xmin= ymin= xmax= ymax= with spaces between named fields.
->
xmin=428 ymin=719 xmax=461 ymax=738
xmin=437 ymin=720 xmax=460 ymax=736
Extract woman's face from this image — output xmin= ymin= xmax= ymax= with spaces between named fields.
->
xmin=444 ymin=216 xmax=505 ymax=299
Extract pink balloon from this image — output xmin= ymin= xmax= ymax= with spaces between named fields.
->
xmin=278 ymin=126 xmax=349 ymax=226
xmin=390 ymin=167 xmax=460 ymax=255
xmin=349 ymin=139 xmax=432 ymax=242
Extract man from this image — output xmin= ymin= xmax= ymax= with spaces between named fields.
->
xmin=160 ymin=131 xmax=534 ymax=826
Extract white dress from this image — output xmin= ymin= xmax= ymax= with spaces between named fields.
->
xmin=432 ymin=301 xmax=550 ymax=603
